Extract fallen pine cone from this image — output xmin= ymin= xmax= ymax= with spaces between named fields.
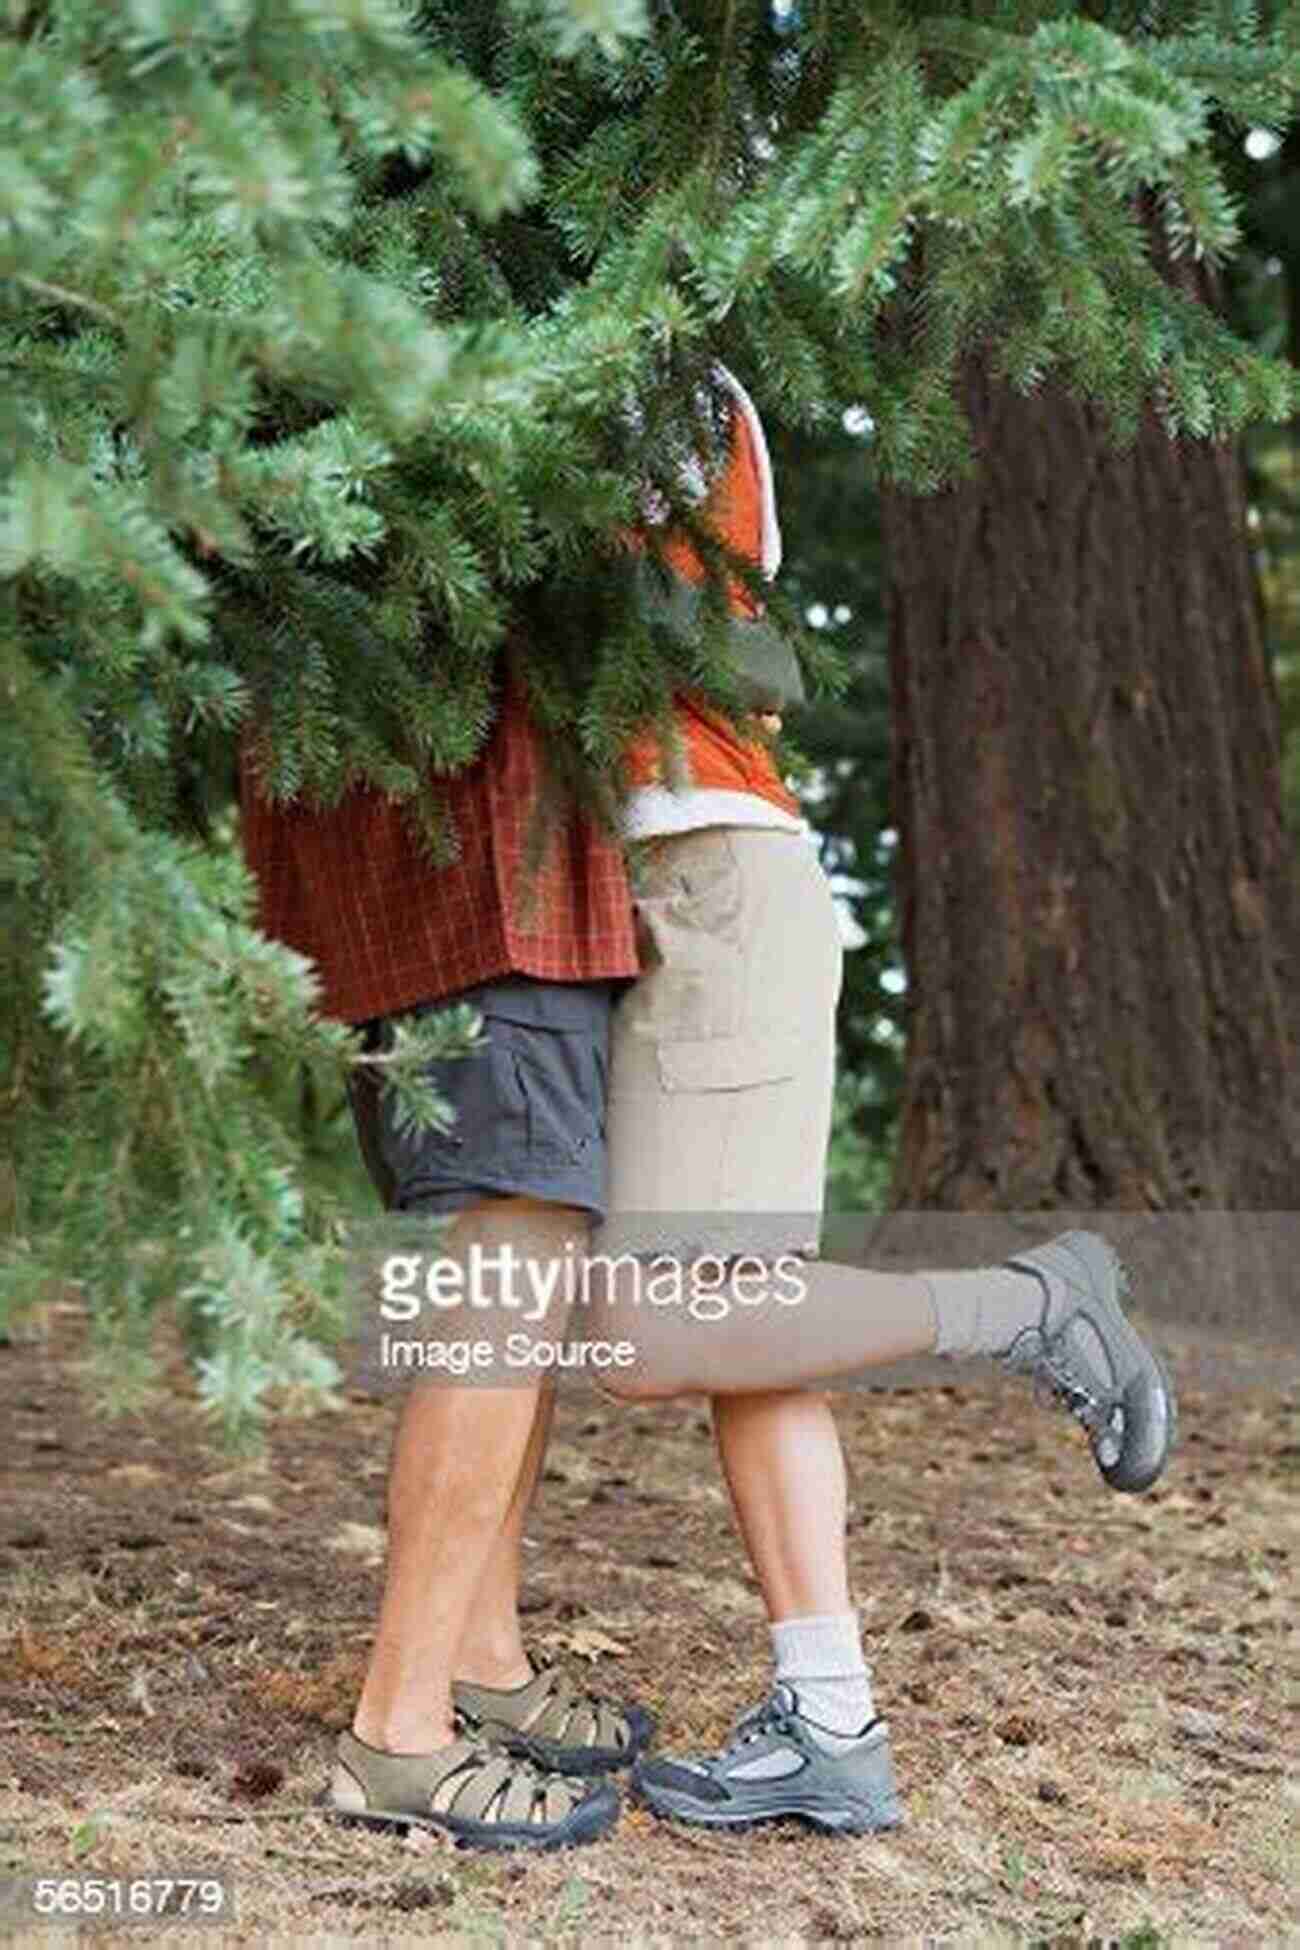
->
xmin=229 ymin=1756 xmax=284 ymax=1801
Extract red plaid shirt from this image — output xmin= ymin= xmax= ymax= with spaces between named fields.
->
xmin=238 ymin=667 xmax=638 ymax=1024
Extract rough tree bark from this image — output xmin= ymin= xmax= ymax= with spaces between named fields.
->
xmin=876 ymin=198 xmax=1300 ymax=1221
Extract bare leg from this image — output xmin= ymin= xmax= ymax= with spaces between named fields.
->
xmin=590 ymin=1257 xmax=907 ymax=1725
xmin=352 ymin=1198 xmax=581 ymax=1754
xmin=592 ymin=1255 xmax=937 ymax=1400
xmin=453 ymin=1379 xmax=556 ymax=1689
xmin=710 ymin=1389 xmax=851 ymax=1620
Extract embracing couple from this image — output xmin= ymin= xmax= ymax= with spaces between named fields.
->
xmin=239 ymin=367 xmax=1175 ymax=1851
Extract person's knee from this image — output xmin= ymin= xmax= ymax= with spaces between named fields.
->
xmin=593 ymin=1365 xmax=686 ymax=1404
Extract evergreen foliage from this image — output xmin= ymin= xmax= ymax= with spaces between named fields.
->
xmin=3 ymin=0 xmax=1298 ymax=1439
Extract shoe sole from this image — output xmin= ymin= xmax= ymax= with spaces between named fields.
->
xmin=1076 ymin=1239 xmax=1179 ymax=1493
xmin=319 ymin=1789 xmax=618 ymax=1851
xmin=1099 ymin=1339 xmax=1179 ymax=1494
xmin=635 ymin=1789 xmax=904 ymax=1838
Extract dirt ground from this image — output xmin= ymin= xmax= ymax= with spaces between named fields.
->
xmin=1 ymin=1301 xmax=1297 ymax=1947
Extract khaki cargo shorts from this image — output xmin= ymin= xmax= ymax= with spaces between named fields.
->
xmin=594 ymin=825 xmax=843 ymax=1262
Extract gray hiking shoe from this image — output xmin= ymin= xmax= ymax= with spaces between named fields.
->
xmin=1001 ymin=1229 xmax=1177 ymax=1494
xmin=631 ymin=1685 xmax=902 ymax=1835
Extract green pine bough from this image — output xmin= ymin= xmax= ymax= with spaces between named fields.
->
xmin=1 ymin=0 xmax=1297 ymax=1440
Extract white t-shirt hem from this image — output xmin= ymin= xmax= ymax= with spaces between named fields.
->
xmin=622 ymin=785 xmax=805 ymax=841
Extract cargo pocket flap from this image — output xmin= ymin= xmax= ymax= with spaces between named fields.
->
xmin=656 ymin=1033 xmax=800 ymax=1094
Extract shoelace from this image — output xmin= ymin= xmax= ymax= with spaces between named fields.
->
xmin=1005 ymin=1253 xmax=1134 ymax=1455
xmin=711 ymin=1693 xmax=797 ymax=1763
xmin=1033 ymin=1336 xmax=1120 ymax=1438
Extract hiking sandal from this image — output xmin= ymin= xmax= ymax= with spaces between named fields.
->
xmin=453 ymin=1665 xmax=655 ymax=1775
xmin=327 ymin=1728 xmax=619 ymax=1850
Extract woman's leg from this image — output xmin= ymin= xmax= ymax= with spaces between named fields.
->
xmin=594 ymin=1254 xmax=941 ymax=1397
xmin=596 ymin=826 xmax=1170 ymax=1830
xmin=710 ymin=1389 xmax=849 ymax=1619
xmin=712 ymin=1389 xmax=877 ymax=1741
xmin=593 ymin=825 xmax=948 ymax=1392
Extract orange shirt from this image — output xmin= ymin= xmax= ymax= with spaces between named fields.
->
xmin=622 ymin=384 xmax=799 ymax=820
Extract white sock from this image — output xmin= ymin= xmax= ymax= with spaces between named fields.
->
xmin=770 ymin=1611 xmax=876 ymax=1752
xmin=919 ymin=1265 xmax=1046 ymax=1359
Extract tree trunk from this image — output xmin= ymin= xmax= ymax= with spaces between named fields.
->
xmin=877 ymin=205 xmax=1300 ymax=1221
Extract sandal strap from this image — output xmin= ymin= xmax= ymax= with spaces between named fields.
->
xmin=456 ymin=1664 xmax=631 ymax=1752
xmin=521 ymin=1668 xmax=629 ymax=1750
xmin=444 ymin=1750 xmax=514 ymax=1822
xmin=335 ymin=1730 xmax=586 ymax=1825
xmin=523 ymin=1667 xmax=580 ymax=1738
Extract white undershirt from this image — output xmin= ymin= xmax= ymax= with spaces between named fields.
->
xmin=622 ymin=783 xmax=805 ymax=841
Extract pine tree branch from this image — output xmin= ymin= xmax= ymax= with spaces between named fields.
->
xmin=13 ymin=274 xmax=122 ymax=331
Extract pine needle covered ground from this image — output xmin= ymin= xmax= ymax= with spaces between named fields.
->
xmin=2 ymin=1306 xmax=1296 ymax=1944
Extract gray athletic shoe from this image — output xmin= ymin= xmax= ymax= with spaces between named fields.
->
xmin=631 ymin=1685 xmax=902 ymax=1835
xmin=1001 ymin=1229 xmax=1177 ymax=1494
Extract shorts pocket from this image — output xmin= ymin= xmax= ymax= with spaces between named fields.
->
xmin=491 ymin=1017 xmax=603 ymax=1168
xmin=390 ymin=1039 xmax=529 ymax=1184
xmin=628 ymin=830 xmax=747 ymax=1043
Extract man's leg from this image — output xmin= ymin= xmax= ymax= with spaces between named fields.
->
xmin=333 ymin=1191 xmax=620 ymax=1846
xmin=453 ymin=1378 xmax=556 ymax=1691
xmin=345 ymin=976 xmax=653 ymax=1797
xmin=351 ymin=1380 xmax=540 ymax=1753
xmin=351 ymin=1196 xmax=579 ymax=1755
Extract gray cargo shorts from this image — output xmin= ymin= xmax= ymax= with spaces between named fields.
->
xmin=347 ymin=975 xmax=620 ymax=1222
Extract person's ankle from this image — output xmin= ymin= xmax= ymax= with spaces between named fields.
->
xmin=350 ymin=1709 xmax=458 ymax=1755
xmin=455 ymin=1654 xmax=534 ymax=1692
